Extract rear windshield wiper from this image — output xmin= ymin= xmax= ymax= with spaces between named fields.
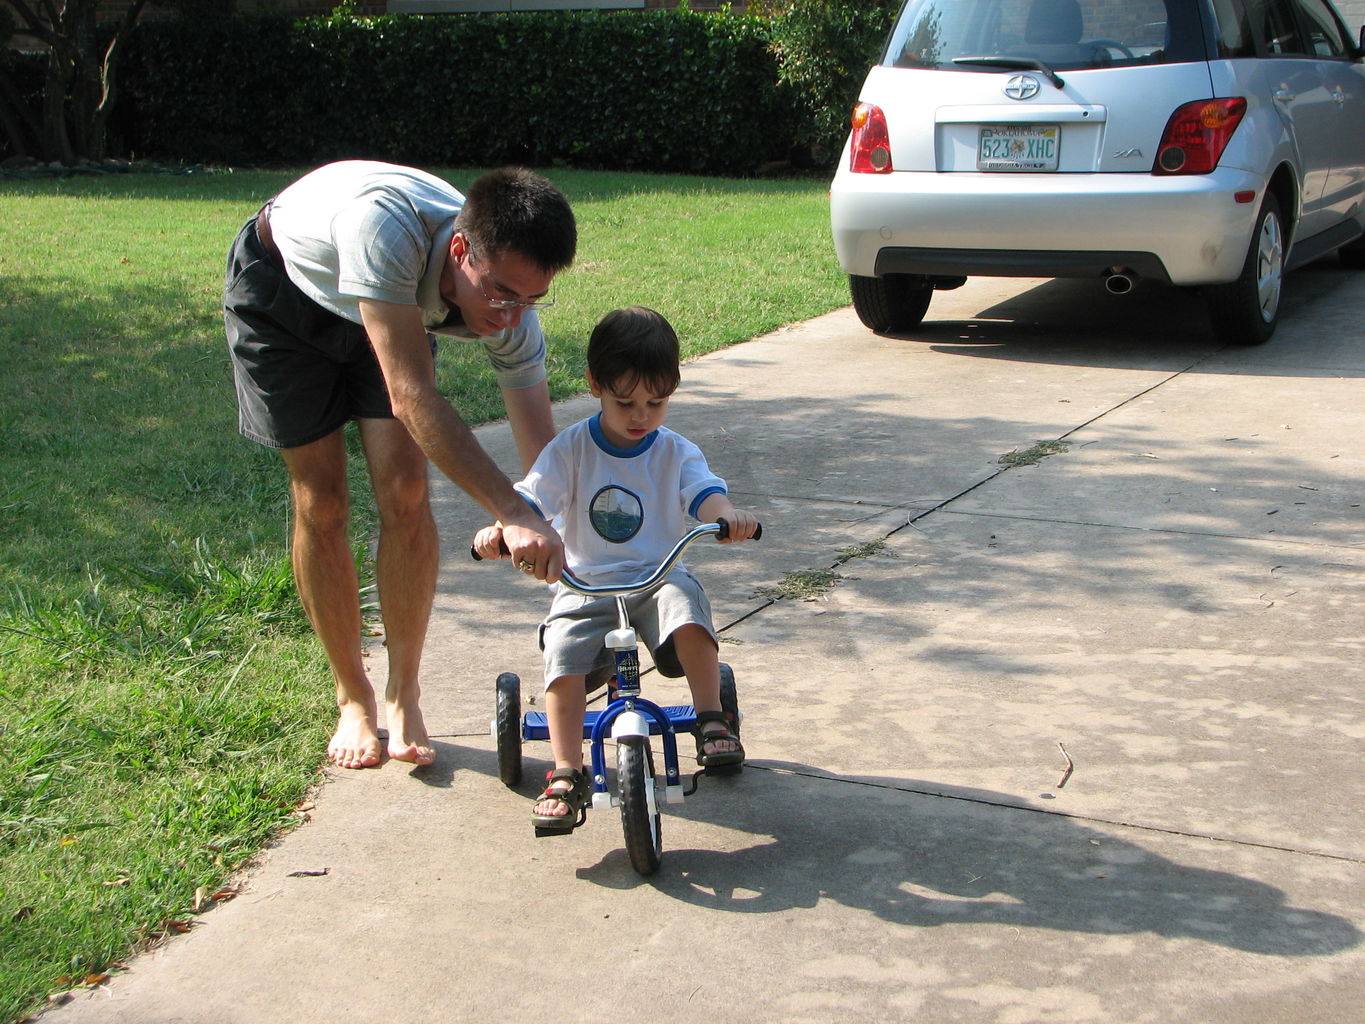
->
xmin=952 ymin=56 xmax=1065 ymax=90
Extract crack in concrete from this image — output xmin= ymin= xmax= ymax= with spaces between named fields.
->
xmin=709 ymin=353 xmax=1363 ymax=866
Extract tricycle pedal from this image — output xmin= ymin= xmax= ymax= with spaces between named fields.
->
xmin=532 ymin=805 xmax=587 ymax=838
xmin=534 ymin=825 xmax=575 ymax=838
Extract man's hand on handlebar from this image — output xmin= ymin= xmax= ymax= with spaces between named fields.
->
xmin=474 ymin=520 xmax=563 ymax=583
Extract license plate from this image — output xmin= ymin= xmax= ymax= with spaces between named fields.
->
xmin=977 ymin=125 xmax=1060 ymax=171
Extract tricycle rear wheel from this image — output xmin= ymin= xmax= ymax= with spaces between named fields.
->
xmin=719 ymin=662 xmax=739 ymax=725
xmin=494 ymin=672 xmax=523 ymax=788
xmin=712 ymin=662 xmax=744 ymax=775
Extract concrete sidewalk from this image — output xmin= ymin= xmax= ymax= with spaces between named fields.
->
xmin=50 ymin=269 xmax=1364 ymax=1023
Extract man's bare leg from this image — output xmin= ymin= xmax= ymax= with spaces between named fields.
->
xmin=282 ymin=432 xmax=382 ymax=769
xmin=360 ymin=418 xmax=437 ymax=765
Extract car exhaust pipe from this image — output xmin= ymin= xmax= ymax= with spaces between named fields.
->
xmin=1104 ymin=269 xmax=1136 ymax=295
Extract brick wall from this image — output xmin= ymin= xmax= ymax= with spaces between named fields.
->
xmin=8 ymin=0 xmax=738 ymax=23
xmin=220 ymin=0 xmax=741 ymax=11
xmin=12 ymin=0 xmax=1354 ymax=44
xmin=3 ymin=0 xmax=746 ymax=47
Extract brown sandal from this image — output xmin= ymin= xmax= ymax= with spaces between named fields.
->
xmin=692 ymin=710 xmax=744 ymax=768
xmin=532 ymin=767 xmax=590 ymax=833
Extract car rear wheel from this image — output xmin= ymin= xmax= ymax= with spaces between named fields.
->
xmin=1204 ymin=194 xmax=1283 ymax=346
xmin=849 ymin=273 xmax=934 ymax=334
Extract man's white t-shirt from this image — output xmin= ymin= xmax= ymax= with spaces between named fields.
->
xmin=267 ymin=160 xmax=546 ymax=389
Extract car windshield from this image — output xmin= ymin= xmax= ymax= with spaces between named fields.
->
xmin=883 ymin=0 xmax=1211 ymax=71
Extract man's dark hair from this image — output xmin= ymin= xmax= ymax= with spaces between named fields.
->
xmin=588 ymin=307 xmax=681 ymax=398
xmin=456 ymin=167 xmax=577 ymax=273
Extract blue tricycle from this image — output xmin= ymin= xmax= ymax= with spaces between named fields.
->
xmin=482 ymin=519 xmax=758 ymax=875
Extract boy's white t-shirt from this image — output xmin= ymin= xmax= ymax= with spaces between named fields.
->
xmin=515 ymin=413 xmax=726 ymax=586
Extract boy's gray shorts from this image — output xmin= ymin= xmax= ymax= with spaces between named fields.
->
xmin=222 ymin=212 xmax=434 ymax=449
xmin=539 ymin=567 xmax=715 ymax=690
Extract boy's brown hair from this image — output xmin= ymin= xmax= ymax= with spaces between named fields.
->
xmin=587 ymin=306 xmax=681 ymax=397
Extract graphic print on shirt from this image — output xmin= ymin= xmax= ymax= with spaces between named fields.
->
xmin=589 ymin=485 xmax=644 ymax=543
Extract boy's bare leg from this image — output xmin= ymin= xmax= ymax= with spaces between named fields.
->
xmin=360 ymin=418 xmax=437 ymax=766
xmin=282 ymin=432 xmax=382 ymax=769
xmin=672 ymin=624 xmax=740 ymax=757
xmin=537 ymin=675 xmax=588 ymax=818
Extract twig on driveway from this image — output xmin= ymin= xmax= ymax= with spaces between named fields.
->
xmin=1056 ymin=742 xmax=1075 ymax=789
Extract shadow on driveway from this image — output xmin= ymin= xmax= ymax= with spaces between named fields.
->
xmin=574 ymin=761 xmax=1362 ymax=959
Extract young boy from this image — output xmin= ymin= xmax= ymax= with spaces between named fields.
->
xmin=473 ymin=306 xmax=760 ymax=832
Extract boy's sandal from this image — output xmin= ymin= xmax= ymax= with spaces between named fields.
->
xmin=693 ymin=710 xmax=745 ymax=768
xmin=531 ymin=767 xmax=591 ymax=832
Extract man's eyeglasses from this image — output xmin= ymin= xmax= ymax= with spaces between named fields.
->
xmin=467 ymin=247 xmax=556 ymax=311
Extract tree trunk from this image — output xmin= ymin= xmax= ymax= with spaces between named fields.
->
xmin=40 ymin=43 xmax=76 ymax=164
xmin=71 ymin=1 xmax=100 ymax=158
xmin=4 ymin=0 xmax=151 ymax=163
xmin=91 ymin=1 xmax=151 ymax=161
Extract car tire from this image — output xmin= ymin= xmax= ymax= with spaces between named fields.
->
xmin=849 ymin=273 xmax=934 ymax=334
xmin=1204 ymin=194 xmax=1284 ymax=346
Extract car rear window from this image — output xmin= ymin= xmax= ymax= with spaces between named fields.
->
xmin=884 ymin=0 xmax=1212 ymax=70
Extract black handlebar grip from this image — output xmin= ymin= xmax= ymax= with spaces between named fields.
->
xmin=471 ymin=537 xmax=513 ymax=561
xmin=716 ymin=517 xmax=762 ymax=541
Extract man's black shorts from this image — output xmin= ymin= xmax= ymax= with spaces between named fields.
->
xmin=222 ymin=213 xmax=433 ymax=449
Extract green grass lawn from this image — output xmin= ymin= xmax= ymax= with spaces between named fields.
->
xmin=0 ymin=166 xmax=848 ymax=1022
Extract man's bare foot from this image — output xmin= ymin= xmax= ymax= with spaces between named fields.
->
xmin=329 ymin=703 xmax=383 ymax=769
xmin=385 ymin=699 xmax=435 ymax=765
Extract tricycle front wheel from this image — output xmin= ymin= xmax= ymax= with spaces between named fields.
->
xmin=618 ymin=736 xmax=662 ymax=875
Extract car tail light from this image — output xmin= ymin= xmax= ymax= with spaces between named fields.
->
xmin=850 ymin=103 xmax=893 ymax=174
xmin=1153 ymin=98 xmax=1247 ymax=175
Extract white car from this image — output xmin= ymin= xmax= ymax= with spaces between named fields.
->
xmin=830 ymin=0 xmax=1365 ymax=343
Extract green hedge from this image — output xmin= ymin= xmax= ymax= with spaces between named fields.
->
xmin=758 ymin=0 xmax=903 ymax=162
xmin=112 ymin=9 xmax=800 ymax=176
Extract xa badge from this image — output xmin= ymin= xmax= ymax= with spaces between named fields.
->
xmin=1004 ymin=74 xmax=1042 ymax=100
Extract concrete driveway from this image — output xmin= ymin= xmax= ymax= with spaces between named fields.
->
xmin=49 ymin=267 xmax=1364 ymax=1023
